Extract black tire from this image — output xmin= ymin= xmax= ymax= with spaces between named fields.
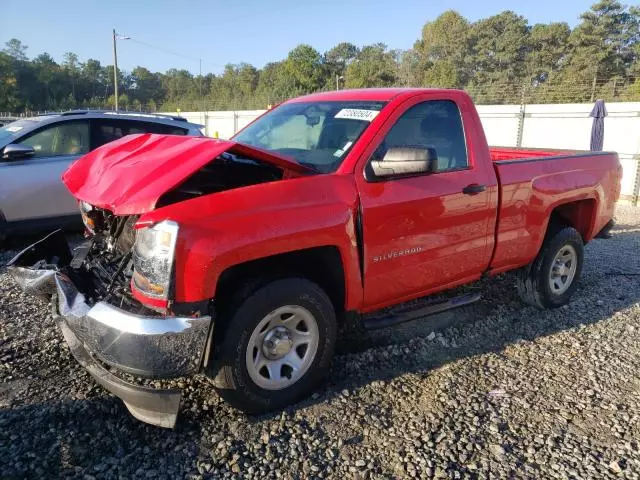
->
xmin=516 ymin=225 xmax=584 ymax=309
xmin=208 ymin=278 xmax=337 ymax=414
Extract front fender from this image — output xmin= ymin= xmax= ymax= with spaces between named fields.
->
xmin=141 ymin=174 xmax=363 ymax=311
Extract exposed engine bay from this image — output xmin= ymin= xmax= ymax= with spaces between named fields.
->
xmin=157 ymin=153 xmax=284 ymax=208
xmin=7 ymin=212 xmax=149 ymax=313
xmin=72 ymin=207 xmax=146 ymax=311
xmin=70 ymin=153 xmax=285 ymax=311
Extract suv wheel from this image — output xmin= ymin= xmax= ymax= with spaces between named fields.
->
xmin=208 ymin=278 xmax=336 ymax=413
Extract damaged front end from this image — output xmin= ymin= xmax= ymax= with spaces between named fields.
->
xmin=7 ymin=223 xmax=212 ymax=428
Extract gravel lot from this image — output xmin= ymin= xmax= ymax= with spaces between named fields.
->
xmin=1 ymin=206 xmax=639 ymax=479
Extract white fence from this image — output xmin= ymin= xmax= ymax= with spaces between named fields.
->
xmin=167 ymin=103 xmax=640 ymax=205
xmin=479 ymin=103 xmax=640 ymax=205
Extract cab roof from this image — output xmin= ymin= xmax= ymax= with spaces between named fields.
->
xmin=287 ymin=88 xmax=461 ymax=103
xmin=39 ymin=109 xmax=199 ymax=125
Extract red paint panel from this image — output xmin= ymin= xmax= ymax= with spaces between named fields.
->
xmin=138 ymin=175 xmax=363 ymax=310
xmin=352 ymin=90 xmax=499 ymax=310
xmin=489 ymin=146 xmax=575 ymax=162
xmin=357 ymin=175 xmax=496 ymax=309
xmin=490 ymin=152 xmax=621 ymax=271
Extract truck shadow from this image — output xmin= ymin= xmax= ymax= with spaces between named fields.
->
xmin=301 ymin=226 xmax=640 ymax=409
xmin=261 ymin=224 xmax=640 ymax=416
xmin=0 ymin=395 xmax=213 ymax=478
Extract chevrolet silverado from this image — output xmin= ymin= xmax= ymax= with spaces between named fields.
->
xmin=7 ymin=88 xmax=621 ymax=428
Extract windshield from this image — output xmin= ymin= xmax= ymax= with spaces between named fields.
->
xmin=233 ymin=101 xmax=386 ymax=173
xmin=0 ymin=118 xmax=44 ymax=142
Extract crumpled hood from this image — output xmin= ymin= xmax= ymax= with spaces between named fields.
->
xmin=62 ymin=134 xmax=312 ymax=215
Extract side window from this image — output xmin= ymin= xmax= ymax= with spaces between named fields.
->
xmin=93 ymin=120 xmax=188 ymax=148
xmin=373 ymin=100 xmax=468 ymax=172
xmin=127 ymin=122 xmax=188 ymax=135
xmin=20 ymin=121 xmax=90 ymax=158
xmin=94 ymin=120 xmax=128 ymax=147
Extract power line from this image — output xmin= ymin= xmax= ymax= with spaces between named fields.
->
xmin=121 ymin=36 xmax=227 ymax=73
xmin=125 ymin=38 xmax=201 ymax=63
xmin=117 ymin=1 xmax=311 ymax=73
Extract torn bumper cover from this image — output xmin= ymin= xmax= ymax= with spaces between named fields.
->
xmin=6 ymin=231 xmax=213 ymax=428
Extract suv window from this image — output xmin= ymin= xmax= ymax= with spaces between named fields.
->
xmin=373 ymin=100 xmax=468 ymax=172
xmin=128 ymin=121 xmax=188 ymax=136
xmin=93 ymin=119 xmax=187 ymax=148
xmin=20 ymin=121 xmax=90 ymax=158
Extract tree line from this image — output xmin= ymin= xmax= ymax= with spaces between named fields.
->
xmin=1 ymin=0 xmax=639 ymax=113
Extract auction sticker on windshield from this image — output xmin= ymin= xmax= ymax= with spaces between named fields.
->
xmin=335 ymin=109 xmax=380 ymax=121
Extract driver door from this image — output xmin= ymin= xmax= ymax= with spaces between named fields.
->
xmin=0 ymin=120 xmax=89 ymax=223
xmin=355 ymin=96 xmax=496 ymax=309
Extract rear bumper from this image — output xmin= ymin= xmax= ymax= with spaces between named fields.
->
xmin=6 ymin=231 xmax=213 ymax=428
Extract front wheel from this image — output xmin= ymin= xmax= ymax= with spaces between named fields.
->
xmin=516 ymin=225 xmax=584 ymax=309
xmin=208 ymin=278 xmax=336 ymax=413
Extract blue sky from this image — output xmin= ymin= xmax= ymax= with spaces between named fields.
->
xmin=1 ymin=0 xmax=596 ymax=75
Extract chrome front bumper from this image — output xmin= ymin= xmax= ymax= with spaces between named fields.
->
xmin=6 ymin=231 xmax=213 ymax=428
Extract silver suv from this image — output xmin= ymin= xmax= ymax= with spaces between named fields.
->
xmin=0 ymin=111 xmax=203 ymax=240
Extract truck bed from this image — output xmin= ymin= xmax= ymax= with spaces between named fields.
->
xmin=488 ymin=148 xmax=621 ymax=275
xmin=489 ymin=146 xmax=577 ymax=162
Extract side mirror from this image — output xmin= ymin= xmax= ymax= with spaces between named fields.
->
xmin=305 ymin=114 xmax=321 ymax=126
xmin=371 ymin=146 xmax=437 ymax=178
xmin=3 ymin=143 xmax=36 ymax=160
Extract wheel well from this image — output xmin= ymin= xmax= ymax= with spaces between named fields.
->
xmin=549 ymin=199 xmax=596 ymax=240
xmin=215 ymin=246 xmax=346 ymax=316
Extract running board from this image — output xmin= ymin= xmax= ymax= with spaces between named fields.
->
xmin=362 ymin=292 xmax=481 ymax=331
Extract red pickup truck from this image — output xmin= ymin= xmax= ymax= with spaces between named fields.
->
xmin=8 ymin=88 xmax=621 ymax=427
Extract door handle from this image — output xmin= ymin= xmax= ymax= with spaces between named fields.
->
xmin=462 ymin=183 xmax=486 ymax=195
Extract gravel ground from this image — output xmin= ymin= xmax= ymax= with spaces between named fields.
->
xmin=1 ymin=206 xmax=639 ymax=479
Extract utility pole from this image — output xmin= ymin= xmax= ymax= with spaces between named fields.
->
xmin=336 ymin=75 xmax=344 ymax=91
xmin=199 ymin=58 xmax=206 ymax=134
xmin=112 ymin=29 xmax=119 ymax=110
xmin=112 ymin=30 xmax=130 ymax=111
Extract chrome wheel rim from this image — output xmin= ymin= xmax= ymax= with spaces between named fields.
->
xmin=245 ymin=305 xmax=319 ymax=390
xmin=549 ymin=244 xmax=578 ymax=295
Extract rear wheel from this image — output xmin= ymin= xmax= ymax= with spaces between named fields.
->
xmin=208 ymin=278 xmax=336 ymax=413
xmin=516 ymin=225 xmax=584 ymax=309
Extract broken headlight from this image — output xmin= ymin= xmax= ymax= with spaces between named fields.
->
xmin=132 ymin=220 xmax=178 ymax=300
xmin=79 ymin=201 xmax=101 ymax=234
